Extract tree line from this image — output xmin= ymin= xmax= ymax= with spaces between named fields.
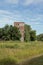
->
xmin=25 ymin=24 xmax=43 ymax=41
xmin=0 ymin=24 xmax=43 ymax=41
xmin=0 ymin=25 xmax=21 ymax=41
xmin=24 ymin=24 xmax=36 ymax=41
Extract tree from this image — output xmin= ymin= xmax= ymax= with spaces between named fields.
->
xmin=37 ymin=34 xmax=43 ymax=41
xmin=2 ymin=24 xmax=10 ymax=40
xmin=30 ymin=30 xmax=36 ymax=41
xmin=0 ymin=25 xmax=21 ymax=41
xmin=0 ymin=28 xmax=3 ymax=40
xmin=24 ymin=24 xmax=31 ymax=42
xmin=9 ymin=25 xmax=21 ymax=40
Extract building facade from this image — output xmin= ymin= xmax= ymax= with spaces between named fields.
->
xmin=14 ymin=22 xmax=25 ymax=42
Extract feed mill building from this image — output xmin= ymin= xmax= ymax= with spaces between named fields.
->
xmin=14 ymin=22 xmax=25 ymax=42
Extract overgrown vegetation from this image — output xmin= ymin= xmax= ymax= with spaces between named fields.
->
xmin=0 ymin=57 xmax=17 ymax=65
xmin=37 ymin=34 xmax=43 ymax=41
xmin=24 ymin=24 xmax=31 ymax=41
xmin=0 ymin=24 xmax=43 ymax=65
xmin=24 ymin=24 xmax=43 ymax=41
xmin=0 ymin=24 xmax=43 ymax=41
xmin=0 ymin=41 xmax=43 ymax=65
xmin=24 ymin=24 xmax=36 ymax=41
xmin=19 ymin=55 xmax=43 ymax=65
xmin=0 ymin=25 xmax=21 ymax=41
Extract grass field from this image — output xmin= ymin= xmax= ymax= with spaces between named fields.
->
xmin=0 ymin=41 xmax=43 ymax=65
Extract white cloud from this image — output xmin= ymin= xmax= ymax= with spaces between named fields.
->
xmin=0 ymin=10 xmax=21 ymax=18
xmin=0 ymin=10 xmax=12 ymax=15
xmin=0 ymin=10 xmax=23 ymax=27
xmin=1 ymin=0 xmax=43 ymax=6
xmin=22 ymin=0 xmax=34 ymax=6
xmin=35 ymin=0 xmax=43 ymax=3
xmin=5 ymin=0 xmax=19 ymax=4
xmin=21 ymin=0 xmax=43 ymax=6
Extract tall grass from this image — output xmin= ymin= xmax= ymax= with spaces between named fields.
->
xmin=0 ymin=57 xmax=17 ymax=65
xmin=0 ymin=41 xmax=43 ymax=65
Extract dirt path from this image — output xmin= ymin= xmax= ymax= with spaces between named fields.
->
xmin=18 ymin=53 xmax=43 ymax=65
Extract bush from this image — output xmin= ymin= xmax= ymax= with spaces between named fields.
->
xmin=37 ymin=34 xmax=43 ymax=41
xmin=30 ymin=30 xmax=36 ymax=41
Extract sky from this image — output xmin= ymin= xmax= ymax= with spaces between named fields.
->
xmin=0 ymin=0 xmax=43 ymax=35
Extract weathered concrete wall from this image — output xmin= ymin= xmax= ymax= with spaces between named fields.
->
xmin=14 ymin=22 xmax=25 ymax=42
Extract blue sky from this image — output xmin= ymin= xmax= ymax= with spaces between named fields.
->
xmin=0 ymin=0 xmax=43 ymax=35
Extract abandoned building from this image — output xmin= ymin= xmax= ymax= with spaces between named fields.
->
xmin=14 ymin=22 xmax=25 ymax=42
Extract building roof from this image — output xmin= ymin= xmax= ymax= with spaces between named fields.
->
xmin=14 ymin=22 xmax=24 ymax=24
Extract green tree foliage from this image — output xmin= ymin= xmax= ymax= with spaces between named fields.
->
xmin=0 ymin=28 xmax=3 ymax=40
xmin=0 ymin=25 xmax=21 ymax=41
xmin=0 ymin=24 xmax=37 ymax=41
xmin=2 ymin=25 xmax=10 ymax=40
xmin=24 ymin=24 xmax=36 ymax=42
xmin=24 ymin=24 xmax=31 ymax=42
xmin=30 ymin=30 xmax=36 ymax=41
xmin=37 ymin=34 xmax=43 ymax=41
xmin=9 ymin=25 xmax=21 ymax=40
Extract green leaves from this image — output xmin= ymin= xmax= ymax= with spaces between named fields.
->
xmin=37 ymin=34 xmax=43 ymax=41
xmin=24 ymin=24 xmax=31 ymax=42
xmin=0 ymin=25 xmax=21 ymax=41
xmin=24 ymin=24 xmax=36 ymax=41
xmin=30 ymin=30 xmax=36 ymax=41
